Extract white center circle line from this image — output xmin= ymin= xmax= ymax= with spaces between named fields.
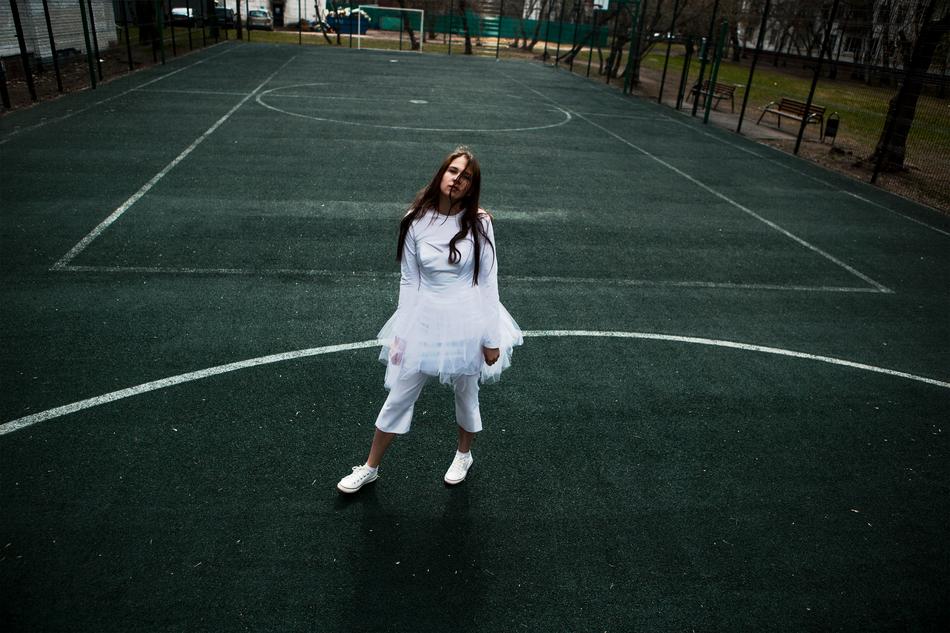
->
xmin=255 ymin=83 xmax=573 ymax=133
xmin=2 ymin=331 xmax=947 ymax=438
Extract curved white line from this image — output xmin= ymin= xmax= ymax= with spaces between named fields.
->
xmin=254 ymin=83 xmax=573 ymax=133
xmin=2 ymin=331 xmax=947 ymax=437
xmin=524 ymin=330 xmax=950 ymax=389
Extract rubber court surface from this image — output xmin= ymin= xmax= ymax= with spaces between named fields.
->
xmin=1 ymin=42 xmax=948 ymax=631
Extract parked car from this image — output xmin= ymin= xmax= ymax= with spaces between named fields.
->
xmin=214 ymin=7 xmax=236 ymax=27
xmin=247 ymin=9 xmax=274 ymax=30
xmin=170 ymin=7 xmax=195 ymax=26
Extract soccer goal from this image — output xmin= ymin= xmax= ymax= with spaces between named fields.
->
xmin=357 ymin=4 xmax=425 ymax=52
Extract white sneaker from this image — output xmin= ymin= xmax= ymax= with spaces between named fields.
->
xmin=337 ymin=465 xmax=378 ymax=494
xmin=444 ymin=452 xmax=473 ymax=485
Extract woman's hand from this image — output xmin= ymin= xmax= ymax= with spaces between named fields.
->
xmin=483 ymin=347 xmax=500 ymax=366
xmin=390 ymin=337 xmax=405 ymax=365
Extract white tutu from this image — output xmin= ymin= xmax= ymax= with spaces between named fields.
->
xmin=377 ymin=288 xmax=523 ymax=389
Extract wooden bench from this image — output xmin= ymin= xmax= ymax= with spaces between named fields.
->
xmin=757 ymin=97 xmax=827 ymax=139
xmin=687 ymin=80 xmax=737 ymax=112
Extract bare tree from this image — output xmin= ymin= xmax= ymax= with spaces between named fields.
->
xmin=459 ymin=0 xmax=475 ymax=53
xmin=326 ymin=0 xmax=343 ymax=45
xmin=871 ymin=0 xmax=950 ymax=171
xmin=558 ymin=3 xmax=619 ymax=66
xmin=396 ymin=0 xmax=421 ymax=49
xmin=524 ymin=0 xmax=552 ymax=50
xmin=513 ymin=0 xmax=542 ymax=48
xmin=314 ymin=0 xmax=334 ymax=44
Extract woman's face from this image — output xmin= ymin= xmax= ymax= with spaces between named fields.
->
xmin=440 ymin=156 xmax=473 ymax=201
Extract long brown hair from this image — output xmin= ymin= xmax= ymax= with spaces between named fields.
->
xmin=396 ymin=146 xmax=494 ymax=285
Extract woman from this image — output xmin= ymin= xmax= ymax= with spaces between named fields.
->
xmin=337 ymin=146 xmax=522 ymax=493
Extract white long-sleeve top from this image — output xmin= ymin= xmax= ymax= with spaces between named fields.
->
xmin=395 ymin=210 xmax=501 ymax=348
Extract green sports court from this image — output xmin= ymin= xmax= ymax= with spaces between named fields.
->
xmin=1 ymin=42 xmax=948 ymax=631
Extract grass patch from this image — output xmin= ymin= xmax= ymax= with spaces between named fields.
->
xmin=639 ymin=47 xmax=950 ymax=160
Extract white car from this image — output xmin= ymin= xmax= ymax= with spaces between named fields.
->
xmin=247 ymin=9 xmax=274 ymax=30
xmin=170 ymin=7 xmax=195 ymax=26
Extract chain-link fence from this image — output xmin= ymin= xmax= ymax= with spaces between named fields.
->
xmin=4 ymin=0 xmax=947 ymax=210
xmin=0 ymin=0 xmax=245 ymax=109
xmin=508 ymin=0 xmax=949 ymax=211
xmin=622 ymin=0 xmax=950 ymax=211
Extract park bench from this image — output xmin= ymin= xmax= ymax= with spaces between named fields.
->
xmin=687 ymin=80 xmax=737 ymax=112
xmin=757 ymin=97 xmax=828 ymax=139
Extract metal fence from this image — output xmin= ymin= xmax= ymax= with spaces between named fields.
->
xmin=3 ymin=0 xmax=947 ymax=210
xmin=0 ymin=0 xmax=243 ymax=109
xmin=622 ymin=0 xmax=950 ymax=211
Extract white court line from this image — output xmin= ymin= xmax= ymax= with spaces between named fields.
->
xmin=264 ymin=93 xmax=525 ymax=106
xmin=497 ymin=70 xmax=893 ymax=294
xmin=0 ymin=44 xmax=233 ymax=146
xmin=668 ymin=115 xmax=950 ymax=237
xmin=842 ymin=191 xmax=950 ymax=237
xmin=660 ymin=114 xmax=765 ymax=158
xmin=54 ymin=264 xmax=879 ymax=293
xmin=261 ymin=92 xmax=530 ymax=103
xmin=137 ymin=88 xmax=256 ymax=97
xmin=562 ymin=111 xmax=663 ymax=121
xmin=563 ymin=71 xmax=949 ymax=238
xmin=51 ymin=55 xmax=298 ymax=271
xmin=255 ymin=83 xmax=572 ymax=133
xmin=58 ymin=264 xmax=392 ymax=279
xmin=2 ymin=330 xmax=947 ymax=437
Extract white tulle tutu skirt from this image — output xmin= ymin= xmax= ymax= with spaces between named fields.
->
xmin=377 ymin=291 xmax=523 ymax=389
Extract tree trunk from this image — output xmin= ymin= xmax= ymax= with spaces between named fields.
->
xmin=327 ymin=0 xmax=342 ymax=45
xmin=525 ymin=0 xmax=550 ymax=50
xmin=314 ymin=1 xmax=333 ymax=44
xmin=459 ymin=0 xmax=474 ymax=53
xmin=558 ymin=7 xmax=616 ymax=64
xmin=396 ymin=0 xmax=420 ymax=49
xmin=871 ymin=0 xmax=948 ymax=171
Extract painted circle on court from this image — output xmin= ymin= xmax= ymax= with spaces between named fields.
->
xmin=255 ymin=83 xmax=572 ymax=133
xmin=3 ymin=330 xmax=948 ymax=437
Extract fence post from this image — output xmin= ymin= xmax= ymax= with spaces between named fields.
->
xmin=622 ymin=0 xmax=642 ymax=95
xmin=586 ymin=9 xmax=597 ymax=78
xmin=703 ymin=19 xmax=728 ymax=123
xmin=448 ymin=0 xmax=454 ymax=54
xmin=198 ymin=0 xmax=206 ymax=47
xmin=86 ymin=0 xmax=103 ymax=77
xmin=657 ymin=0 xmax=680 ymax=104
xmin=349 ymin=1 xmax=354 ymax=48
xmin=185 ymin=0 xmax=194 ymax=49
xmin=794 ymin=0 xmax=840 ymax=154
xmin=78 ymin=0 xmax=97 ymax=88
xmin=9 ymin=0 xmax=38 ymax=101
xmin=156 ymin=0 xmax=166 ymax=63
xmin=236 ymin=0 xmax=243 ymax=40
xmin=542 ymin=1 xmax=552 ymax=62
xmin=737 ymin=0 xmax=771 ymax=134
xmin=675 ymin=36 xmax=693 ymax=109
xmin=495 ymin=0 xmax=504 ymax=59
xmin=41 ymin=0 xmax=64 ymax=93
xmin=568 ymin=2 xmax=579 ymax=72
xmin=298 ymin=0 xmax=302 ymax=45
xmin=0 ymin=63 xmax=11 ymax=109
xmin=221 ymin=0 xmax=228 ymax=41
xmin=691 ymin=0 xmax=720 ymax=116
xmin=555 ymin=0 xmax=566 ymax=68
xmin=168 ymin=0 xmax=178 ymax=56
xmin=606 ymin=9 xmax=619 ymax=84
xmin=121 ymin=0 xmax=133 ymax=70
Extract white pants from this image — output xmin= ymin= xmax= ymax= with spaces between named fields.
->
xmin=375 ymin=372 xmax=482 ymax=435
